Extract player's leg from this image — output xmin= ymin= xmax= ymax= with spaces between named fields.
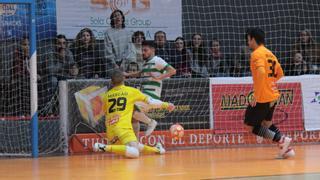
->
xmin=133 ymin=103 xmax=157 ymax=136
xmin=133 ymin=111 xmax=157 ymax=136
xmin=244 ymin=103 xmax=282 ymax=141
xmin=93 ymin=129 xmax=140 ymax=158
xmin=262 ymin=101 xmax=292 ymax=157
xmin=261 ymin=101 xmax=282 ymax=136
xmin=137 ymin=142 xmax=165 ymax=154
xmin=132 ymin=118 xmax=140 ymax=139
xmin=94 ymin=143 xmax=139 ymax=158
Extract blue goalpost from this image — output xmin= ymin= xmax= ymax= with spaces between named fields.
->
xmin=1 ymin=0 xmax=38 ymax=158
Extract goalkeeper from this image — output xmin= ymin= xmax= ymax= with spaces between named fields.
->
xmin=93 ymin=69 xmax=175 ymax=158
xmin=124 ymin=41 xmax=176 ymax=137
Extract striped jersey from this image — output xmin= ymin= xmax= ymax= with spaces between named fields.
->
xmin=141 ymin=56 xmax=170 ymax=99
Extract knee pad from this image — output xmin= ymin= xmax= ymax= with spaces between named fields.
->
xmin=125 ymin=146 xmax=139 ymax=158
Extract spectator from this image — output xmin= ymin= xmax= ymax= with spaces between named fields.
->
xmin=126 ymin=62 xmax=140 ymax=74
xmin=188 ymin=33 xmax=209 ymax=78
xmin=292 ymin=29 xmax=320 ymax=74
xmin=11 ymin=36 xmax=30 ymax=115
xmin=131 ymin=31 xmax=146 ymax=70
xmin=104 ymin=9 xmax=135 ymax=74
xmin=38 ymin=34 xmax=76 ymax=113
xmin=71 ymin=28 xmax=104 ymax=78
xmin=68 ymin=64 xmax=83 ymax=79
xmin=289 ymin=53 xmax=309 ymax=76
xmin=207 ymin=39 xmax=229 ymax=77
xmin=232 ymin=45 xmax=251 ymax=77
xmin=154 ymin=31 xmax=170 ymax=62
xmin=170 ymin=37 xmax=192 ymax=78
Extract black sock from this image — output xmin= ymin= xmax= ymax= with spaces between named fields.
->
xmin=268 ymin=124 xmax=282 ymax=142
xmin=252 ymin=125 xmax=276 ymax=140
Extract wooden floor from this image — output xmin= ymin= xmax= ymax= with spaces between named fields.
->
xmin=0 ymin=145 xmax=319 ymax=180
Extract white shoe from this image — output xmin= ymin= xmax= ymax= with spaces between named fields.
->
xmin=145 ymin=119 xmax=157 ymax=136
xmin=276 ymin=146 xmax=295 ymax=159
xmin=155 ymin=142 xmax=166 ymax=154
xmin=278 ymin=136 xmax=292 ymax=157
xmin=93 ymin=142 xmax=106 ymax=152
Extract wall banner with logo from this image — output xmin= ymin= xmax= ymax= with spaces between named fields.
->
xmin=209 ymin=77 xmax=304 ymax=133
xmin=56 ymin=0 xmax=182 ymax=40
xmin=209 ymin=75 xmax=320 ymax=132
xmin=296 ymin=76 xmax=320 ymax=130
xmin=69 ymin=129 xmax=320 ymax=153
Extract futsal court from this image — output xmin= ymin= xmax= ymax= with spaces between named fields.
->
xmin=0 ymin=144 xmax=319 ymax=180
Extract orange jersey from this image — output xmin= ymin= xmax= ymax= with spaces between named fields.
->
xmin=250 ymin=45 xmax=284 ymax=103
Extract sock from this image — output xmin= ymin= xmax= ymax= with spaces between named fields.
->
xmin=268 ymin=124 xmax=282 ymax=142
xmin=105 ymin=145 xmax=126 ymax=155
xmin=252 ymin=125 xmax=276 ymax=140
xmin=138 ymin=143 xmax=159 ymax=154
xmin=105 ymin=145 xmax=139 ymax=158
xmin=133 ymin=111 xmax=152 ymax=124
xmin=132 ymin=121 xmax=140 ymax=139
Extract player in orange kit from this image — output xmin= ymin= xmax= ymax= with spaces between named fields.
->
xmin=244 ymin=27 xmax=294 ymax=158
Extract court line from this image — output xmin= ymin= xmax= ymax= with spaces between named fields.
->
xmin=156 ymin=172 xmax=186 ymax=176
xmin=201 ymin=172 xmax=320 ymax=180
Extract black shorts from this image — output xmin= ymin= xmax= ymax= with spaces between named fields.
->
xmin=244 ymin=101 xmax=276 ymax=127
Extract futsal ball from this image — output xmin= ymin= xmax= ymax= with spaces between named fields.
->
xmin=170 ymin=123 xmax=184 ymax=140
xmin=283 ymin=147 xmax=295 ymax=159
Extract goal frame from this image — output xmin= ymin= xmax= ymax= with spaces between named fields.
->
xmin=0 ymin=0 xmax=38 ymax=158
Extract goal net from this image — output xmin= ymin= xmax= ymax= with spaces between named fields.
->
xmin=0 ymin=1 xmax=64 ymax=156
xmin=61 ymin=0 xmax=320 ymax=152
xmin=1 ymin=0 xmax=320 ymax=155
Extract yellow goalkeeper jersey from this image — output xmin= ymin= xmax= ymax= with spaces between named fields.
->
xmin=102 ymin=84 xmax=148 ymax=129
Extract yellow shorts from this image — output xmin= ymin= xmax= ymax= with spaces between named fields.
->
xmin=107 ymin=127 xmax=137 ymax=145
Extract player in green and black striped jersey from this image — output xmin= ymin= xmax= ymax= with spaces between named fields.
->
xmin=124 ymin=41 xmax=176 ymax=137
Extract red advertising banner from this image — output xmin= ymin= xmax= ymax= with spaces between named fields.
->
xmin=211 ymin=83 xmax=304 ymax=134
xmin=69 ymin=129 xmax=320 ymax=154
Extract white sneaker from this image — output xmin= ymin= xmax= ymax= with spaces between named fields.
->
xmin=155 ymin=142 xmax=166 ymax=154
xmin=93 ymin=142 xmax=106 ymax=152
xmin=145 ymin=119 xmax=157 ymax=136
xmin=276 ymin=146 xmax=295 ymax=159
xmin=278 ymin=136 xmax=292 ymax=157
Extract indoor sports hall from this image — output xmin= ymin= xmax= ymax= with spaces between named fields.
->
xmin=0 ymin=0 xmax=319 ymax=179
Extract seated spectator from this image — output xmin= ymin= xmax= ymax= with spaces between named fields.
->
xmin=232 ymin=45 xmax=251 ymax=77
xmin=104 ymin=9 xmax=135 ymax=74
xmin=154 ymin=30 xmax=170 ymax=62
xmin=131 ymin=31 xmax=146 ymax=70
xmin=68 ymin=64 xmax=84 ymax=79
xmin=38 ymin=34 xmax=76 ymax=114
xmin=290 ymin=53 xmax=309 ymax=76
xmin=170 ymin=37 xmax=192 ymax=78
xmin=126 ymin=62 xmax=140 ymax=74
xmin=188 ymin=33 xmax=209 ymax=78
xmin=207 ymin=39 xmax=229 ymax=77
xmin=291 ymin=29 xmax=320 ymax=74
xmin=71 ymin=28 xmax=103 ymax=78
